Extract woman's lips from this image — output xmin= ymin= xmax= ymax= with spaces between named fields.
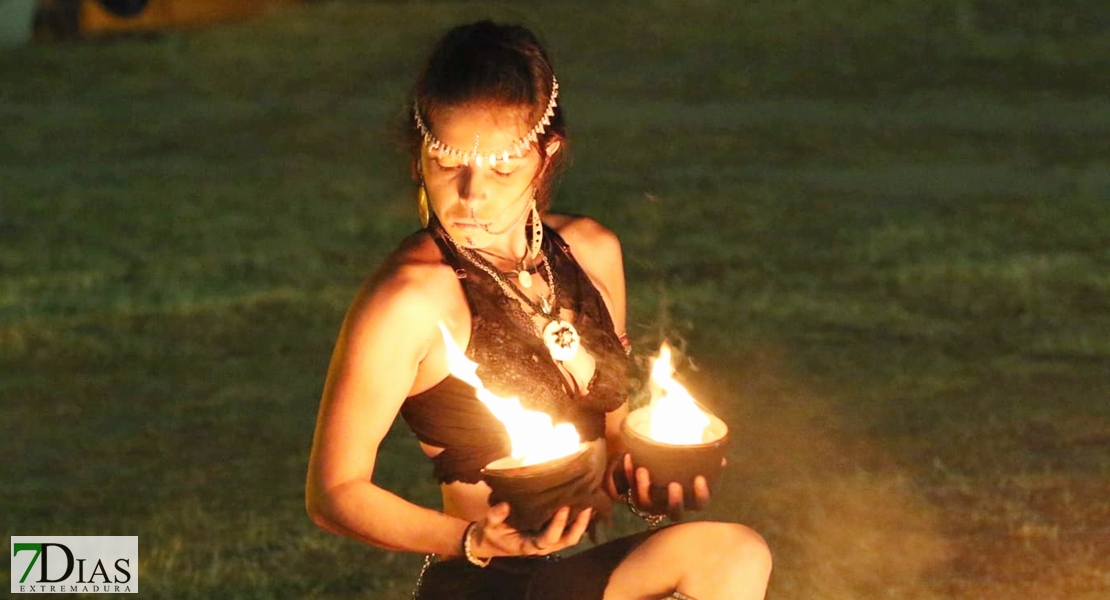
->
xmin=453 ymin=220 xmax=487 ymax=230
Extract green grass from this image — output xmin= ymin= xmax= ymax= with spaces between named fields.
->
xmin=3 ymin=1 xmax=1109 ymax=598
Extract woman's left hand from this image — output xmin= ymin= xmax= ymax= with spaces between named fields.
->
xmin=612 ymin=453 xmax=722 ymax=521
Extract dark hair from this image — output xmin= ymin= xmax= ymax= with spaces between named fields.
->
xmin=407 ymin=21 xmax=568 ymax=211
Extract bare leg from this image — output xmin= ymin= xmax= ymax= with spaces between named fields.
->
xmin=603 ymin=522 xmax=772 ymax=600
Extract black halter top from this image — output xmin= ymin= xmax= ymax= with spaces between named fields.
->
xmin=399 ymin=224 xmax=629 ymax=484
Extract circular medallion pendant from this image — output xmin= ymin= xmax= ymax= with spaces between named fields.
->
xmin=542 ymin=319 xmax=581 ymax=362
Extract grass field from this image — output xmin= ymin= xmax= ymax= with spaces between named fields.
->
xmin=2 ymin=1 xmax=1109 ymax=598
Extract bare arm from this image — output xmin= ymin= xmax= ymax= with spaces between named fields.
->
xmin=305 ymin=260 xmax=471 ymax=556
xmin=305 ymin=249 xmax=591 ymax=560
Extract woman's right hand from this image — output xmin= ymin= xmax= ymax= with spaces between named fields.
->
xmin=470 ymin=502 xmax=592 ymax=558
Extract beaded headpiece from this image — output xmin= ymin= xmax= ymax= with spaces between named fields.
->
xmin=414 ymin=77 xmax=559 ymax=168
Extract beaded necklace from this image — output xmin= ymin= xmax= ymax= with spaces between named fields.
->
xmin=439 ymin=227 xmax=581 ymax=362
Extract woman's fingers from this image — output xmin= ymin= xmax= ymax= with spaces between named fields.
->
xmin=542 ymin=506 xmax=571 ymax=538
xmin=692 ymin=475 xmax=711 ymax=509
xmin=666 ymin=482 xmax=685 ymax=520
xmin=604 ymin=453 xmax=629 ymax=499
xmin=631 ymin=468 xmax=715 ymax=517
xmin=527 ymin=506 xmax=569 ymax=555
xmin=627 ymin=456 xmax=721 ymax=515
xmin=479 ymin=502 xmax=595 ymax=558
xmin=529 ymin=506 xmax=591 ymax=555
xmin=475 ymin=502 xmax=526 ymax=556
xmin=563 ymin=506 xmax=592 ymax=544
xmin=665 ymin=477 xmax=711 ymax=515
xmin=485 ymin=502 xmax=511 ymax=527
xmin=623 ymin=454 xmax=637 ymax=496
xmin=634 ymin=466 xmax=654 ymax=508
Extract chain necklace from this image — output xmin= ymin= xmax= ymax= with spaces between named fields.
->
xmin=474 ymin=247 xmax=538 ymax=289
xmin=440 ymin=229 xmax=581 ymax=362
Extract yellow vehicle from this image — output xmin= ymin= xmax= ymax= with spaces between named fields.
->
xmin=34 ymin=0 xmax=299 ymax=39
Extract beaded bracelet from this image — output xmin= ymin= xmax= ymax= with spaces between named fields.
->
xmin=461 ymin=522 xmax=491 ymax=568
xmin=624 ymin=488 xmax=666 ymax=529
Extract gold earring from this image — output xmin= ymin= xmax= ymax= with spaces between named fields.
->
xmin=417 ymin=185 xmax=430 ymax=227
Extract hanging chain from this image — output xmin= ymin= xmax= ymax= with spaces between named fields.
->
xmin=410 ymin=554 xmax=436 ymax=599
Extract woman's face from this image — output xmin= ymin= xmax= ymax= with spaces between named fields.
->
xmin=420 ymin=104 xmax=555 ymax=250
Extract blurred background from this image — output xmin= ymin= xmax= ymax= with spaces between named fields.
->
xmin=2 ymin=1 xmax=1108 ymax=598
xmin=5 ymin=1 xmax=299 ymax=43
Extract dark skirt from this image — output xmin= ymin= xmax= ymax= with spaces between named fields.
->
xmin=414 ymin=529 xmax=662 ymax=600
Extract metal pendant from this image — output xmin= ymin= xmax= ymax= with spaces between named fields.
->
xmin=542 ymin=319 xmax=580 ymax=362
xmin=518 ymin=269 xmax=533 ymax=289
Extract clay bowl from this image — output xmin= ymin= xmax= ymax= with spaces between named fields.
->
xmin=481 ymin=440 xmax=610 ymax=534
xmin=620 ymin=405 xmax=729 ymax=509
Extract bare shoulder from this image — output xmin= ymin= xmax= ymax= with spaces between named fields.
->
xmin=349 ymin=231 xmax=461 ymax=331
xmin=383 ymin=230 xmax=458 ymax=292
xmin=544 ymin=213 xmax=623 ymax=263
xmin=544 ymin=213 xmax=626 ymax=330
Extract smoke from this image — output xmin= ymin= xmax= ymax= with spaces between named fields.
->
xmin=681 ymin=346 xmax=952 ymax=600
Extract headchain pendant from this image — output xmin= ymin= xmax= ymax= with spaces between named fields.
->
xmin=414 ymin=77 xmax=560 ymax=166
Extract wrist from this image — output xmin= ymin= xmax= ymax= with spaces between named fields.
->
xmin=461 ymin=521 xmax=491 ymax=568
xmin=624 ymin=488 xmax=667 ymax=529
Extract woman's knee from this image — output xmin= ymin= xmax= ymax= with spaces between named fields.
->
xmin=726 ymin=523 xmax=772 ymax=572
xmin=685 ymin=522 xmax=772 ymax=577
xmin=678 ymin=523 xmax=771 ymax=599
xmin=603 ymin=522 xmax=771 ymax=600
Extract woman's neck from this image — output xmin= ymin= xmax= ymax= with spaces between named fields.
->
xmin=472 ymin=229 xmax=530 ymax=270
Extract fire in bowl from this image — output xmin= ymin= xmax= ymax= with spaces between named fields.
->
xmin=620 ymin=405 xmax=729 ymax=508
xmin=481 ymin=440 xmax=610 ymax=534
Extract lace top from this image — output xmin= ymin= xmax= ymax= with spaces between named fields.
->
xmin=399 ymin=223 xmax=629 ymax=484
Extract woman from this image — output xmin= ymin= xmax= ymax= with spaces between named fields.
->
xmin=305 ymin=20 xmax=771 ymax=600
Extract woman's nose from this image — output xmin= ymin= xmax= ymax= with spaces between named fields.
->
xmin=458 ymin=168 xmax=488 ymax=203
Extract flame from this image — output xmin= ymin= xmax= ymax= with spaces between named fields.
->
xmin=438 ymin=323 xmax=581 ymax=466
xmin=647 ymin=343 xmax=712 ymax=444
